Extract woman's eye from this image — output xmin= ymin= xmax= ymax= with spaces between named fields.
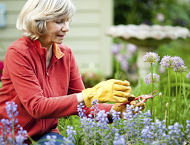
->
xmin=55 ymin=18 xmax=69 ymax=24
xmin=55 ymin=20 xmax=62 ymax=24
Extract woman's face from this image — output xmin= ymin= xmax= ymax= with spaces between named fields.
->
xmin=39 ymin=18 xmax=69 ymax=48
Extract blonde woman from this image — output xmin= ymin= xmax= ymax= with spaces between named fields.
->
xmin=0 ymin=0 xmax=137 ymax=144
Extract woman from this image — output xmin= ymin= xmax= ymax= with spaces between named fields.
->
xmin=0 ymin=0 xmax=137 ymax=144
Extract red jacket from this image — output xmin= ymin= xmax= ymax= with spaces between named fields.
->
xmin=0 ymin=36 xmax=113 ymax=143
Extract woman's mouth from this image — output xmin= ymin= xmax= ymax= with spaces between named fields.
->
xmin=57 ymin=35 xmax=65 ymax=38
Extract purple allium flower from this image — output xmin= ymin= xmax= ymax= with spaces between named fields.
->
xmin=186 ymin=72 xmax=190 ymax=80
xmin=160 ymin=55 xmax=174 ymax=68
xmin=172 ymin=56 xmax=184 ymax=67
xmin=111 ymin=43 xmax=122 ymax=55
xmin=115 ymin=54 xmax=125 ymax=63
xmin=158 ymin=66 xmax=166 ymax=74
xmin=174 ymin=65 xmax=187 ymax=73
xmin=126 ymin=43 xmax=137 ymax=54
xmin=143 ymin=52 xmax=160 ymax=64
xmin=120 ymin=60 xmax=129 ymax=71
xmin=144 ymin=73 xmax=160 ymax=84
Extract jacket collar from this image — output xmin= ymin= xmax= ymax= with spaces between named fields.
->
xmin=52 ymin=43 xmax=64 ymax=59
xmin=24 ymin=36 xmax=64 ymax=59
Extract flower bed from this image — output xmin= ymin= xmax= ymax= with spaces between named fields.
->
xmin=0 ymin=52 xmax=190 ymax=144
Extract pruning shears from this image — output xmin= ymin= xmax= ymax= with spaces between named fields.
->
xmin=119 ymin=90 xmax=159 ymax=107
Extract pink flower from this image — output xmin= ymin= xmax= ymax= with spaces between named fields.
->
xmin=0 ymin=61 xmax=3 ymax=70
xmin=0 ymin=61 xmax=3 ymax=80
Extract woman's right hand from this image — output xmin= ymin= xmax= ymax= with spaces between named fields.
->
xmin=112 ymin=101 xmax=146 ymax=119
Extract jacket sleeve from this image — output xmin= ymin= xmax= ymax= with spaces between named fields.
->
xmin=6 ymin=47 xmax=79 ymax=119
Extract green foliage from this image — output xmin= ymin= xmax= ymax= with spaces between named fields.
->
xmin=114 ymin=0 xmax=190 ymax=29
xmin=157 ymin=39 xmax=190 ymax=70
xmin=81 ymin=71 xmax=103 ymax=88
xmin=58 ymin=116 xmax=83 ymax=145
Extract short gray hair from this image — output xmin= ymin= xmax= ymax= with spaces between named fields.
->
xmin=16 ymin=0 xmax=76 ymax=40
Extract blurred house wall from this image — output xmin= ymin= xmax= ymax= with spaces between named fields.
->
xmin=0 ymin=0 xmax=113 ymax=77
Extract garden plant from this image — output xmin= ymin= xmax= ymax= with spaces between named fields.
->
xmin=1 ymin=0 xmax=190 ymax=144
xmin=0 ymin=52 xmax=190 ymax=145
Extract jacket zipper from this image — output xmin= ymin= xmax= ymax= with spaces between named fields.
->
xmin=42 ymin=60 xmax=57 ymax=134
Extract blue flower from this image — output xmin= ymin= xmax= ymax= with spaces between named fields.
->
xmin=44 ymin=135 xmax=57 ymax=145
xmin=5 ymin=101 xmax=19 ymax=119
xmin=65 ymin=125 xmax=76 ymax=143
xmin=0 ymin=101 xmax=28 ymax=144
xmin=113 ymin=133 xmax=125 ymax=145
xmin=77 ymin=103 xmax=86 ymax=118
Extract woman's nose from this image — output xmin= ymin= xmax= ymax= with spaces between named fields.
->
xmin=62 ymin=22 xmax=69 ymax=32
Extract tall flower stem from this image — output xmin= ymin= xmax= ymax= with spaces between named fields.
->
xmin=94 ymin=107 xmax=97 ymax=145
xmin=151 ymin=63 xmax=154 ymax=122
xmin=168 ymin=68 xmax=171 ymax=126
xmin=114 ymin=58 xmax=120 ymax=79
xmin=159 ymin=93 xmax=163 ymax=120
xmin=179 ymin=73 xmax=182 ymax=123
xmin=175 ymin=72 xmax=178 ymax=122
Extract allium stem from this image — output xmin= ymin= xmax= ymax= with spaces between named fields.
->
xmin=175 ymin=72 xmax=178 ymax=123
xmin=179 ymin=73 xmax=182 ymax=123
xmin=151 ymin=63 xmax=154 ymax=122
xmin=168 ymin=68 xmax=171 ymax=126
xmin=165 ymin=102 xmax=168 ymax=125
xmin=159 ymin=93 xmax=163 ymax=120
xmin=114 ymin=58 xmax=120 ymax=79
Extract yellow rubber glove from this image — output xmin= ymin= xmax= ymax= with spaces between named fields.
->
xmin=112 ymin=100 xmax=146 ymax=119
xmin=82 ymin=79 xmax=135 ymax=108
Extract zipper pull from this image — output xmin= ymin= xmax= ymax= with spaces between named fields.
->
xmin=47 ymin=71 xmax=49 ymax=76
